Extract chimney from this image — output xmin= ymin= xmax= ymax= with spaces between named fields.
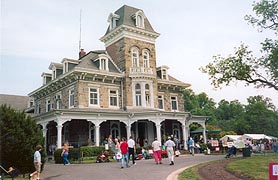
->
xmin=79 ymin=49 xmax=86 ymax=59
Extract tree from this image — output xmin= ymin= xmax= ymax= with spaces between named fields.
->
xmin=244 ymin=95 xmax=278 ymax=136
xmin=201 ymin=0 xmax=278 ymax=91
xmin=183 ymin=89 xmax=198 ymax=112
xmin=183 ymin=89 xmax=216 ymax=116
xmin=0 ymin=105 xmax=44 ymax=174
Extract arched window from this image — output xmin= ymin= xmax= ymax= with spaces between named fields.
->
xmin=143 ymin=50 xmax=150 ymax=68
xmin=145 ymin=84 xmax=150 ymax=107
xmin=137 ymin=15 xmax=143 ymax=27
xmin=132 ymin=48 xmax=139 ymax=67
xmin=135 ymin=83 xmax=142 ymax=106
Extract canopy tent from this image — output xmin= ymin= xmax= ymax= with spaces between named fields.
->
xmin=242 ymin=134 xmax=271 ymax=140
xmin=267 ymin=135 xmax=278 ymax=140
xmin=220 ymin=135 xmax=242 ymax=142
xmin=190 ymin=129 xmax=220 ymax=134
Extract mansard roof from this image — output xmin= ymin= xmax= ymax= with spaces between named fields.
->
xmin=104 ymin=5 xmax=157 ymax=35
xmin=78 ymin=50 xmax=122 ymax=73
xmin=157 ymin=74 xmax=191 ymax=89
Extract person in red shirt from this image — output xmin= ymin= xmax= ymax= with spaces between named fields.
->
xmin=120 ymin=137 xmax=129 ymax=168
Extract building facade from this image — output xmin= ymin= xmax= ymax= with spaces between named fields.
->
xmin=28 ymin=5 xmax=207 ymax=150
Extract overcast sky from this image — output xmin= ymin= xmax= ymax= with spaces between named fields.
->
xmin=1 ymin=0 xmax=277 ymax=107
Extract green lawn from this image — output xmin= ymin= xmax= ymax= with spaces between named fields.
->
xmin=179 ymin=153 xmax=278 ymax=180
xmin=227 ymin=154 xmax=278 ymax=180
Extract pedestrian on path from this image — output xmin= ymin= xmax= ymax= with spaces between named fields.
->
xmin=128 ymin=136 xmax=136 ymax=165
xmin=152 ymin=137 xmax=162 ymax=164
xmin=114 ymin=138 xmax=121 ymax=162
xmin=120 ymin=137 xmax=129 ymax=168
xmin=165 ymin=137 xmax=175 ymax=165
xmin=61 ymin=142 xmax=70 ymax=165
xmin=30 ymin=145 xmax=42 ymax=180
xmin=189 ymin=137 xmax=195 ymax=156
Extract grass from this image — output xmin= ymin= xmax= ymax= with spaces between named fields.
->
xmin=178 ymin=153 xmax=278 ymax=180
xmin=227 ymin=153 xmax=278 ymax=180
xmin=178 ymin=165 xmax=201 ymax=180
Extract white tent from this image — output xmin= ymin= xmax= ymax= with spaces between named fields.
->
xmin=242 ymin=134 xmax=271 ymax=140
xmin=220 ymin=135 xmax=242 ymax=147
xmin=220 ymin=135 xmax=242 ymax=142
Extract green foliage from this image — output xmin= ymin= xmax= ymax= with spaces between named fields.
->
xmin=183 ymin=89 xmax=216 ymax=116
xmin=54 ymin=146 xmax=106 ymax=164
xmin=201 ymin=0 xmax=278 ymax=91
xmin=184 ymin=88 xmax=278 ymax=137
xmin=245 ymin=0 xmax=278 ymax=32
xmin=0 ymin=105 xmax=45 ymax=173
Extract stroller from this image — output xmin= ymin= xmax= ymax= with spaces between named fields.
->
xmin=225 ymin=146 xmax=237 ymax=158
xmin=96 ymin=150 xmax=110 ymax=163
xmin=0 ymin=165 xmax=20 ymax=179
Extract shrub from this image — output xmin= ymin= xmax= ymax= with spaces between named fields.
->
xmin=0 ymin=105 xmax=45 ymax=174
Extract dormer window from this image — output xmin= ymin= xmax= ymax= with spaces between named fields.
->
xmin=132 ymin=10 xmax=145 ymax=29
xmin=41 ymin=73 xmax=52 ymax=85
xmin=62 ymin=59 xmax=79 ymax=73
xmin=49 ymin=63 xmax=63 ymax=80
xmin=95 ymin=54 xmax=109 ymax=71
xmin=131 ymin=47 xmax=139 ymax=67
xmin=162 ymin=69 xmax=167 ymax=79
xmin=143 ymin=49 xmax=150 ymax=68
xmin=100 ymin=58 xmax=108 ymax=70
xmin=108 ymin=13 xmax=120 ymax=31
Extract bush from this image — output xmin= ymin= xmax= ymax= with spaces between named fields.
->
xmin=0 ymin=105 xmax=45 ymax=174
xmin=55 ymin=146 xmax=107 ymax=164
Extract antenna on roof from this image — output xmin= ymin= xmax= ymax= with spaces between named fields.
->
xmin=79 ymin=9 xmax=82 ymax=51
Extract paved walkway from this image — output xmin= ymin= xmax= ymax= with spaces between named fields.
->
xmin=40 ymin=154 xmax=223 ymax=180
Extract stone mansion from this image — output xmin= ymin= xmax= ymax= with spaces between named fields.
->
xmin=28 ymin=5 xmax=208 ymax=150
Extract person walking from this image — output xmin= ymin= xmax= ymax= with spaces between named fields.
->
xmin=30 ymin=145 xmax=42 ymax=180
xmin=61 ymin=142 xmax=70 ymax=165
xmin=152 ymin=137 xmax=162 ymax=164
xmin=165 ymin=137 xmax=175 ymax=165
xmin=189 ymin=137 xmax=195 ymax=156
xmin=114 ymin=138 xmax=121 ymax=162
xmin=127 ymin=136 xmax=136 ymax=165
xmin=120 ymin=137 xmax=129 ymax=168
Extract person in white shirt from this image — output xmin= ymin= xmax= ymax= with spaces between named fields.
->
xmin=127 ymin=136 xmax=136 ymax=165
xmin=30 ymin=145 xmax=42 ymax=180
xmin=152 ymin=138 xmax=162 ymax=164
xmin=164 ymin=137 xmax=175 ymax=165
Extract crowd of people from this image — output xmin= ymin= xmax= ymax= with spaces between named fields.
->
xmin=102 ymin=135 xmax=189 ymax=168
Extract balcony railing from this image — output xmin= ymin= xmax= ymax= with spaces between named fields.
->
xmin=129 ymin=67 xmax=153 ymax=75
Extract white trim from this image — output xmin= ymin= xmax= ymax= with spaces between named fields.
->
xmin=69 ymin=87 xmax=75 ymax=108
xmin=170 ymin=95 xmax=178 ymax=112
xmin=46 ymin=98 xmax=51 ymax=112
xmin=158 ymin=94 xmax=164 ymax=110
xmin=108 ymin=89 xmax=119 ymax=108
xmin=100 ymin=25 xmax=160 ymax=47
xmin=88 ymin=87 xmax=100 ymax=107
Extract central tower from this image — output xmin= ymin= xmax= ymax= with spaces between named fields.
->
xmin=100 ymin=5 xmax=160 ymax=110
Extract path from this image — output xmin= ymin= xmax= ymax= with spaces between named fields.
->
xmin=41 ymin=154 xmax=223 ymax=180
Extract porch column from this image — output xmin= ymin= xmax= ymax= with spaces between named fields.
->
xmin=185 ymin=126 xmax=189 ymax=150
xmin=182 ymin=124 xmax=187 ymax=150
xmin=126 ymin=125 xmax=131 ymax=139
xmin=156 ymin=124 xmax=161 ymax=143
xmin=41 ymin=122 xmax=48 ymax=148
xmin=203 ymin=126 xmax=207 ymax=144
xmin=56 ymin=123 xmax=63 ymax=148
xmin=95 ymin=125 xmax=100 ymax=146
